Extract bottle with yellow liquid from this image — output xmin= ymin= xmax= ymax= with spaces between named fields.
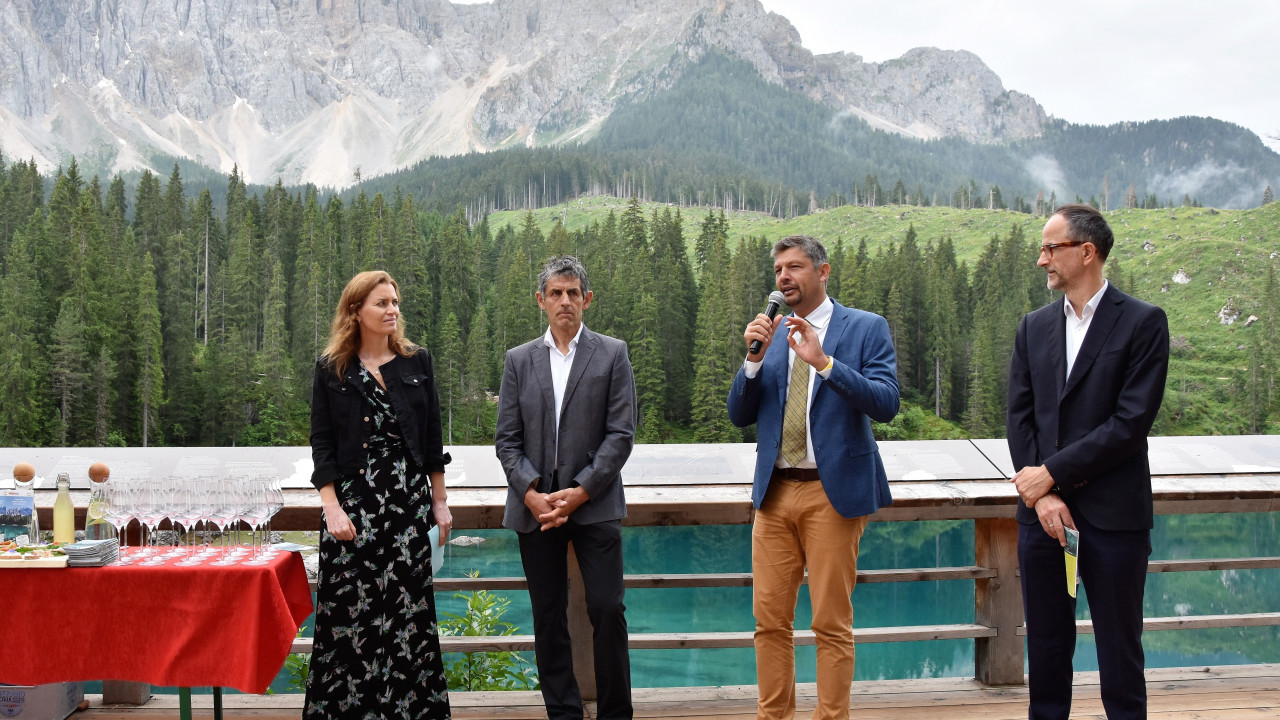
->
xmin=53 ymin=472 xmax=75 ymax=544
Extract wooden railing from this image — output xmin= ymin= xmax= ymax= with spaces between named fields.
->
xmin=20 ymin=437 xmax=1280 ymax=694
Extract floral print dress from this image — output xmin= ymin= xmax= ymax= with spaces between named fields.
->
xmin=305 ymin=367 xmax=450 ymax=719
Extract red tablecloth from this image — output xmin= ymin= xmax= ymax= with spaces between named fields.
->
xmin=0 ymin=551 xmax=313 ymax=694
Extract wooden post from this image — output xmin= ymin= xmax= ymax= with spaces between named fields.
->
xmin=974 ymin=517 xmax=1024 ymax=685
xmin=566 ymin=541 xmax=596 ymax=701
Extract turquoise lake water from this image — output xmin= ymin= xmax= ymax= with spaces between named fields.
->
xmin=428 ymin=512 xmax=1280 ymax=688
xmin=132 ymin=511 xmax=1279 ymax=695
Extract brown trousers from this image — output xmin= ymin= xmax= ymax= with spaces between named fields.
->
xmin=752 ymin=478 xmax=869 ymax=720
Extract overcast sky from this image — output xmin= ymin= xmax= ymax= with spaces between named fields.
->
xmin=758 ymin=0 xmax=1280 ymax=147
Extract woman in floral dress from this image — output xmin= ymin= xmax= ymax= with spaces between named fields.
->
xmin=306 ymin=270 xmax=453 ymax=719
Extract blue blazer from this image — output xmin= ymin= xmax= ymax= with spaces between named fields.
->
xmin=727 ymin=300 xmax=900 ymax=518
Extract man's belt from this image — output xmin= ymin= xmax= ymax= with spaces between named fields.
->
xmin=771 ymin=466 xmax=821 ymax=482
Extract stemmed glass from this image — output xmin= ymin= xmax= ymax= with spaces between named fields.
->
xmin=222 ymin=480 xmax=248 ymax=559
xmin=139 ymin=478 xmax=171 ymax=566
xmin=184 ymin=476 xmax=215 ymax=563
xmin=165 ymin=479 xmax=197 ymax=560
xmin=208 ymin=478 xmax=238 ymax=566
xmin=102 ymin=479 xmax=135 ymax=565
xmin=243 ymin=479 xmax=273 ymax=565
xmin=259 ymin=475 xmax=285 ymax=561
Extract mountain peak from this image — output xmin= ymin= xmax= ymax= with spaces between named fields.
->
xmin=0 ymin=0 xmax=1046 ymax=187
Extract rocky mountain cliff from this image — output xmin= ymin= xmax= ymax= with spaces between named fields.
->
xmin=0 ymin=0 xmax=1046 ymax=188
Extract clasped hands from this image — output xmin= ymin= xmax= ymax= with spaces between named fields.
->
xmin=1011 ymin=464 xmax=1076 ymax=547
xmin=525 ymin=484 xmax=589 ymax=531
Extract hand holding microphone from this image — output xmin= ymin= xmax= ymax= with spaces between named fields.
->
xmin=745 ymin=291 xmax=788 ymax=360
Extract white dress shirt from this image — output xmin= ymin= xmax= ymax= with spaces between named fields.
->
xmin=543 ymin=323 xmax=585 ymax=444
xmin=744 ymin=296 xmax=834 ymax=469
xmin=1065 ymin=280 xmax=1108 ymax=380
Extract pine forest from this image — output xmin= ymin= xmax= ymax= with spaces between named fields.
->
xmin=1 ymin=154 xmax=1278 ymax=450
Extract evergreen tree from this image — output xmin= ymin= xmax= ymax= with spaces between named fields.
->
xmin=1265 ymin=185 xmax=1275 ymax=205
xmin=225 ymin=210 xmax=264 ymax=351
xmin=136 ymin=252 xmax=165 ymax=446
xmin=435 ymin=206 xmax=479 ymax=337
xmin=493 ymin=212 xmax=545 ymax=353
xmin=547 ymin=218 xmax=574 ymax=257
xmin=437 ymin=311 xmax=463 ymax=442
xmin=631 ymin=290 xmax=666 ymax=443
xmin=0 ymin=227 xmax=52 ymax=444
xmin=838 ymin=239 xmax=873 ymax=312
xmin=689 ymin=212 xmax=740 ymax=442
xmin=50 ymin=297 xmax=90 ymax=445
xmin=89 ymin=347 xmax=116 ymax=446
xmin=652 ymin=207 xmax=696 ymax=422
xmin=924 ymin=240 xmax=960 ymax=419
xmin=462 ymin=304 xmax=495 ymax=442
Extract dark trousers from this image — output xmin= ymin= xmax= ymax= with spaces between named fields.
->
xmin=518 ymin=518 xmax=632 ymax=720
xmin=1019 ymin=513 xmax=1151 ymax=720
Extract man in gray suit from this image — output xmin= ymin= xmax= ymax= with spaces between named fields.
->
xmin=496 ymin=255 xmax=638 ymax=720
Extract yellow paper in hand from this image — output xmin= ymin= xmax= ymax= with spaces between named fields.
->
xmin=1064 ymin=527 xmax=1080 ymax=598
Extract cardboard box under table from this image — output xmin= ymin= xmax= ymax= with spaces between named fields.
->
xmin=0 ymin=682 xmax=83 ymax=720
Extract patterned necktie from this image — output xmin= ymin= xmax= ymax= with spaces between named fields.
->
xmin=780 ymin=353 xmax=811 ymax=466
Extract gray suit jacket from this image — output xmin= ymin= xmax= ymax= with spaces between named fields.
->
xmin=495 ymin=327 xmax=638 ymax=533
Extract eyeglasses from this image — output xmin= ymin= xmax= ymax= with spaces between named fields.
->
xmin=1038 ymin=241 xmax=1084 ymax=257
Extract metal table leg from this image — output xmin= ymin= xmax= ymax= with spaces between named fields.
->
xmin=178 ymin=687 xmax=192 ymax=720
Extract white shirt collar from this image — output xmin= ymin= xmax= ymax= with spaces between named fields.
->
xmin=543 ymin=323 xmax=586 ymax=353
xmin=1064 ymin=280 xmax=1109 ymax=322
xmin=797 ymin=296 xmax=834 ymax=329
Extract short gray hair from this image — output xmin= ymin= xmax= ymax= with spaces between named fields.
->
xmin=537 ymin=255 xmax=590 ymax=295
xmin=771 ymin=235 xmax=828 ymax=269
xmin=1054 ymin=204 xmax=1114 ymax=261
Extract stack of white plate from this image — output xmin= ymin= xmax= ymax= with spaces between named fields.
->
xmin=63 ymin=538 xmax=120 ymax=567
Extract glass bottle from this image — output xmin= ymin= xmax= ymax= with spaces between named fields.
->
xmin=84 ymin=473 xmax=115 ymax=541
xmin=9 ymin=462 xmax=38 ymax=542
xmin=52 ymin=472 xmax=75 ymax=544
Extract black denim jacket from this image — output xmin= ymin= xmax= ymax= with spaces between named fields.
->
xmin=308 ymin=349 xmax=451 ymax=491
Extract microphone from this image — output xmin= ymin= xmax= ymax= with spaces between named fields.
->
xmin=749 ymin=291 xmax=788 ymax=356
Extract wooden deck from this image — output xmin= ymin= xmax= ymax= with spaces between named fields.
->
xmin=78 ymin=664 xmax=1280 ymax=719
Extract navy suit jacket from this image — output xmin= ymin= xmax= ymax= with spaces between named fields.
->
xmin=1006 ymin=284 xmax=1170 ymax=531
xmin=727 ymin=299 xmax=900 ymax=519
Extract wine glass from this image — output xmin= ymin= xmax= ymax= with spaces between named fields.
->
xmin=102 ymin=479 xmax=135 ymax=565
xmin=209 ymin=478 xmax=238 ymax=566
xmin=165 ymin=478 xmax=196 ymax=560
xmin=243 ymin=479 xmax=273 ymax=565
xmin=139 ymin=478 xmax=171 ymax=566
xmin=185 ymin=475 xmax=215 ymax=563
xmin=259 ymin=475 xmax=285 ymax=560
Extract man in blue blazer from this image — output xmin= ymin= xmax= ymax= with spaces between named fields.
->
xmin=728 ymin=235 xmax=899 ymax=720
xmin=1007 ymin=204 xmax=1169 ymax=720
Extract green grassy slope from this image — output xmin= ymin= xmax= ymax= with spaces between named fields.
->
xmin=489 ymin=199 xmax=1280 ymax=434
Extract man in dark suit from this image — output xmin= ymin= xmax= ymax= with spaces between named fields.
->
xmin=1007 ymin=204 xmax=1170 ymax=720
xmin=727 ymin=235 xmax=899 ymax=720
xmin=495 ymin=255 xmax=638 ymax=720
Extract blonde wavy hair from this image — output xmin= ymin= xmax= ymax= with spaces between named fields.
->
xmin=321 ymin=270 xmax=417 ymax=378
